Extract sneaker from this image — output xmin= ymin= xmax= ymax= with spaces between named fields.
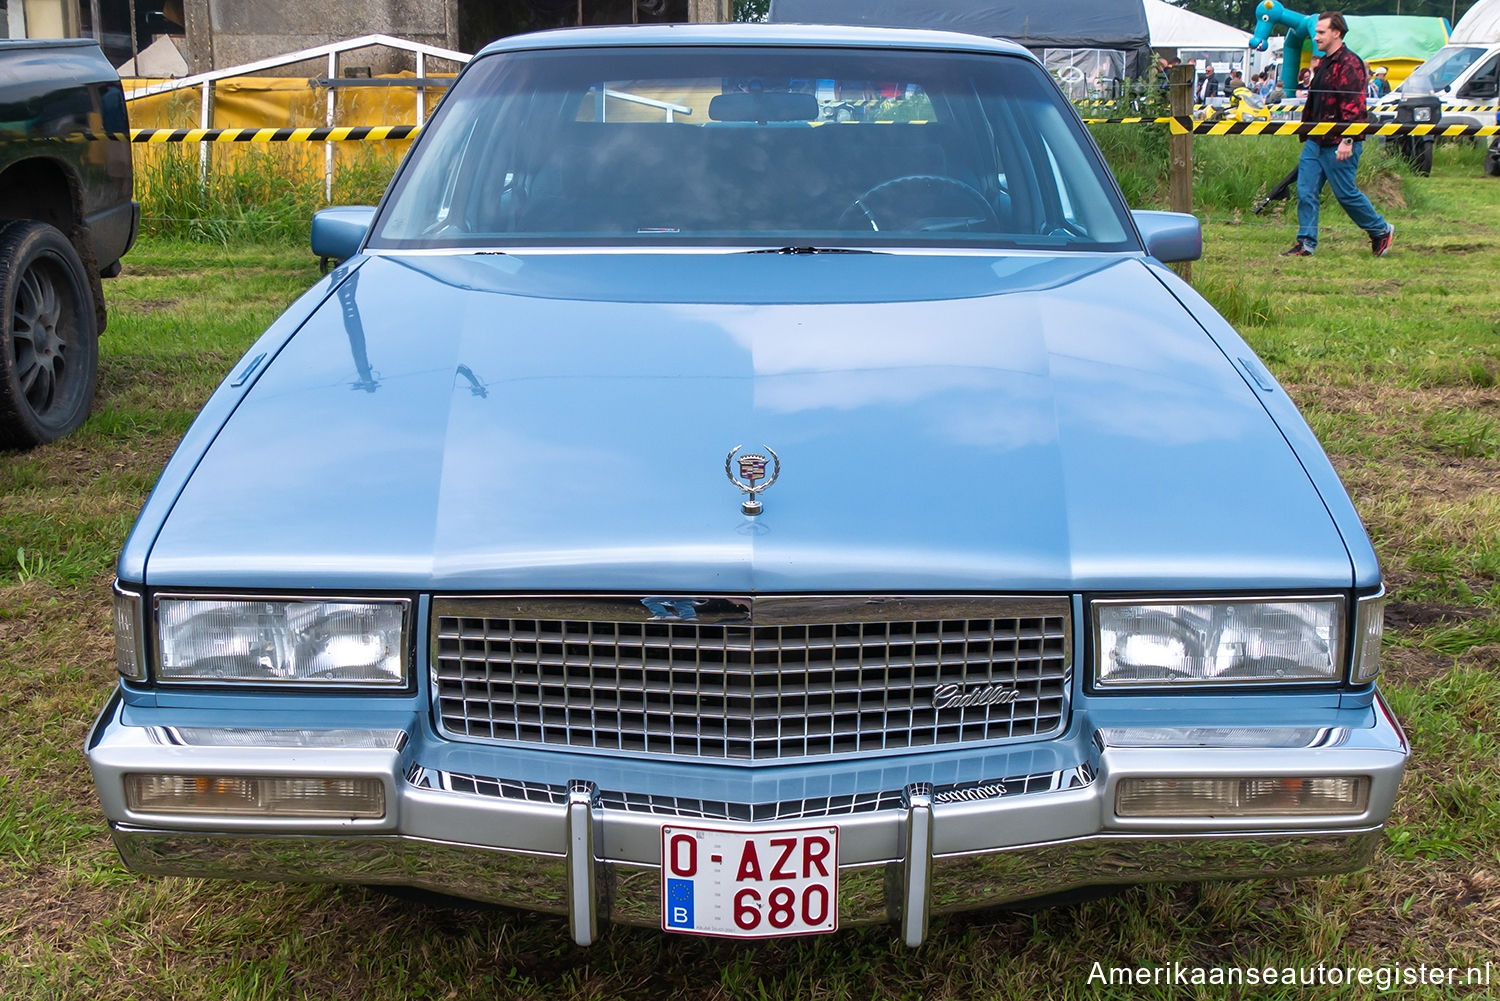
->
xmin=1371 ymin=224 xmax=1394 ymax=257
xmin=1281 ymin=241 xmax=1314 ymax=256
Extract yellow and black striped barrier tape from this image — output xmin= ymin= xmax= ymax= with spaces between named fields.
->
xmin=1081 ymin=117 xmax=1500 ymax=137
xmin=7 ymin=125 xmax=425 ymax=143
xmin=1418 ymin=103 xmax=1500 ymax=111
xmin=130 ymin=125 xmax=423 ymax=142
xmin=17 ymin=118 xmax=1500 ymax=143
xmin=1073 ymin=101 xmax=1500 ymax=114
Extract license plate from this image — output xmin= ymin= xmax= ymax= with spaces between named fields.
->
xmin=660 ymin=824 xmax=839 ymax=938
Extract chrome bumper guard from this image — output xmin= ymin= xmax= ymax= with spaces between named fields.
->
xmin=89 ymin=700 xmax=1407 ymax=947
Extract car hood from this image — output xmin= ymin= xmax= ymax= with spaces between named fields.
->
xmin=145 ymin=253 xmax=1353 ymax=591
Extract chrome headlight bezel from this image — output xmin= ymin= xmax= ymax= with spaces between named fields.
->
xmin=1091 ymin=595 xmax=1348 ymax=690
xmin=152 ymin=593 xmax=412 ymax=689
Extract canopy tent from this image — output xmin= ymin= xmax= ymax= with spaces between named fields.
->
xmin=766 ymin=0 xmax=1153 ymax=78
xmin=1144 ymin=0 xmax=1250 ymax=50
xmin=1452 ymin=0 xmax=1500 ymax=43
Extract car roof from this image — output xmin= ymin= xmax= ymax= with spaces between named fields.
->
xmin=474 ymin=22 xmax=1036 ymax=60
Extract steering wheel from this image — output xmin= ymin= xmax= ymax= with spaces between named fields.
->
xmin=837 ymin=174 xmax=1001 ymax=233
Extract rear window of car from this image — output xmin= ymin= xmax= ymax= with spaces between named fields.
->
xmin=368 ymin=45 xmax=1136 ymax=252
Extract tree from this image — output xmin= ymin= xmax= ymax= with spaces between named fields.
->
xmin=734 ymin=0 xmax=770 ymax=21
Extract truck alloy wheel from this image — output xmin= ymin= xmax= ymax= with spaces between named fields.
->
xmin=0 ymin=220 xmax=99 ymax=448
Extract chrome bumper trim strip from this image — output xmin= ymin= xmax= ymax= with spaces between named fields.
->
xmin=108 ymin=824 xmax=1386 ymax=945
xmin=87 ymin=702 xmax=1408 ymax=947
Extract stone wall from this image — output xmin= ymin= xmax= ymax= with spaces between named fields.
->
xmin=182 ymin=0 xmax=461 ymax=74
xmin=182 ymin=0 xmax=731 ymax=74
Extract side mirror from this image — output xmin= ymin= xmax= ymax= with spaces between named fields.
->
xmin=311 ymin=206 xmax=377 ymax=267
xmin=1132 ymin=209 xmax=1202 ymax=263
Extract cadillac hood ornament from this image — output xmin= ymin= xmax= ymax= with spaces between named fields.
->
xmin=725 ymin=445 xmax=780 ymax=516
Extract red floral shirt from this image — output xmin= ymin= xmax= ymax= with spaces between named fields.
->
xmin=1302 ymin=44 xmax=1367 ymax=147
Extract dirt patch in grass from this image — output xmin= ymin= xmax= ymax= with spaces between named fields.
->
xmin=118 ymin=264 xmax=208 ymax=279
xmin=1382 ymin=644 xmax=1454 ymax=684
xmin=118 ymin=299 xmax=179 ymax=313
xmin=1350 ymin=279 xmax=1403 ymax=297
xmin=1386 ymin=601 xmax=1487 ymax=631
xmin=1439 ymin=242 xmax=1489 ymax=255
xmin=1344 ymin=864 xmax=1500 ymax=959
xmin=1369 ymin=172 xmax=1407 ymax=210
xmin=12 ymin=441 xmax=171 ymax=492
xmin=1 ymin=867 xmax=122 ymax=959
xmin=1465 ymin=644 xmax=1500 ymax=671
xmin=1290 ymin=382 xmax=1500 ymax=418
xmin=0 ymin=578 xmax=114 ymax=678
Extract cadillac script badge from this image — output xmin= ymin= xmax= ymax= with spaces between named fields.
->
xmin=725 ymin=445 xmax=780 ymax=516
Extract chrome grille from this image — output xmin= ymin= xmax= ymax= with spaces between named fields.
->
xmin=432 ymin=596 xmax=1070 ymax=762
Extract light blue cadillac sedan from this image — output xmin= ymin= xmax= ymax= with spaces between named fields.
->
xmin=87 ymin=24 xmax=1407 ymax=945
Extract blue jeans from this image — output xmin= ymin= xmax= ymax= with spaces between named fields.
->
xmin=1296 ymin=140 xmax=1388 ymax=249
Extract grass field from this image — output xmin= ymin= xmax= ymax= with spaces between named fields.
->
xmin=1 ymin=141 xmax=1497 ymax=1000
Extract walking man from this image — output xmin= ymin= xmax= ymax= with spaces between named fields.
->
xmin=1283 ymin=11 xmax=1395 ymax=257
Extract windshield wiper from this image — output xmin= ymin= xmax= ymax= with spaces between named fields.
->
xmin=742 ymin=246 xmax=883 ymax=255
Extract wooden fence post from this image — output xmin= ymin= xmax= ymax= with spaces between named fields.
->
xmin=1169 ymin=64 xmax=1194 ymax=282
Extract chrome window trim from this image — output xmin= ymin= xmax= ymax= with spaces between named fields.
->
xmin=360 ymin=246 xmax=1134 ymax=258
xmin=1089 ymin=593 xmax=1349 ymax=691
xmin=151 ymin=592 xmax=412 ymax=689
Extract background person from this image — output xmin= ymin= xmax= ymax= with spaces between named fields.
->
xmin=1282 ymin=11 xmax=1394 ymax=257
xmin=1196 ymin=62 xmax=1218 ymax=101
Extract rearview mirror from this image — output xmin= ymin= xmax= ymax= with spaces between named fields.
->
xmin=1132 ymin=210 xmax=1202 ymax=263
xmin=708 ymin=92 xmax=818 ymax=122
xmin=311 ymin=206 xmax=377 ymax=266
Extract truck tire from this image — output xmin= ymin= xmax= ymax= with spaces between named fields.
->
xmin=0 ymin=220 xmax=99 ymax=449
xmin=1414 ymin=138 xmax=1434 ymax=177
xmin=1486 ymin=139 xmax=1500 ymax=176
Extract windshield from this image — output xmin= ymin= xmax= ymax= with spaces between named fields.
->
xmin=1399 ymin=45 xmax=1488 ymax=94
xmin=368 ymin=46 xmax=1136 ymax=252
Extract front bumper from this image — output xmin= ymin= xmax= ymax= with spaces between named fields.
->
xmin=88 ymin=694 xmax=1408 ymax=946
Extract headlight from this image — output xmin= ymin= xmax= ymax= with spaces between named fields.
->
xmin=156 ymin=597 xmax=408 ymax=686
xmin=1094 ymin=597 xmax=1343 ymax=687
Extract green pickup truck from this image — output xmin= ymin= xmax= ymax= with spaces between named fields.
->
xmin=0 ymin=38 xmax=137 ymax=448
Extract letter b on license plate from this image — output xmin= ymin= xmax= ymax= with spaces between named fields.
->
xmin=661 ymin=825 xmax=839 ymax=938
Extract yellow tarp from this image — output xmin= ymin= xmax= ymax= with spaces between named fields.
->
xmin=124 ymin=71 xmax=452 ymax=130
xmin=123 ymin=72 xmax=452 ymax=190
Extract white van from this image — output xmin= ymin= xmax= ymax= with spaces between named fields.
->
xmin=1371 ymin=0 xmax=1500 ymax=127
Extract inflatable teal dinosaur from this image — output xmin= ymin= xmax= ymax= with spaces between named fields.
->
xmin=1249 ymin=1 xmax=1326 ymax=96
